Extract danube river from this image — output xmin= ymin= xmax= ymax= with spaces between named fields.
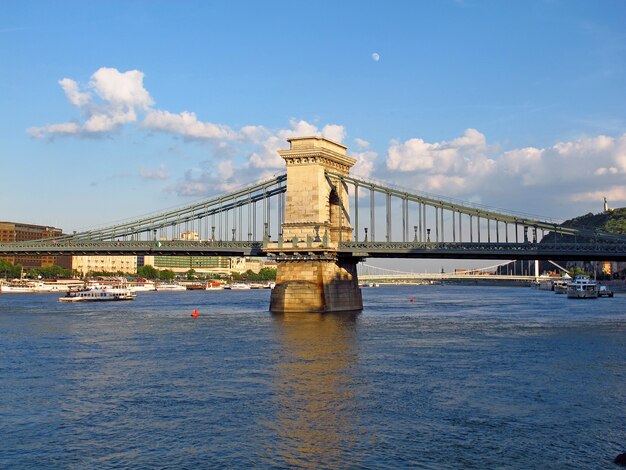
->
xmin=1 ymin=285 xmax=624 ymax=468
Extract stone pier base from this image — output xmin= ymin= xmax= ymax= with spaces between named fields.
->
xmin=270 ymin=257 xmax=363 ymax=313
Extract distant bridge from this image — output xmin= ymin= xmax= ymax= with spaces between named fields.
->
xmin=358 ymin=273 xmax=536 ymax=282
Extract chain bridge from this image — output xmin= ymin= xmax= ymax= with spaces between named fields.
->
xmin=2 ymin=136 xmax=625 ymax=312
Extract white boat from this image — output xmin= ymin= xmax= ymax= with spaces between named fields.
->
xmin=0 ymin=280 xmax=78 ymax=293
xmin=597 ymin=285 xmax=614 ymax=298
xmin=553 ymin=279 xmax=568 ymax=294
xmin=227 ymin=283 xmax=251 ymax=290
xmin=127 ymin=279 xmax=157 ymax=292
xmin=155 ymin=282 xmax=187 ymax=291
xmin=59 ymin=285 xmax=136 ymax=302
xmin=566 ymin=275 xmax=598 ymax=299
xmin=0 ymin=280 xmax=44 ymax=293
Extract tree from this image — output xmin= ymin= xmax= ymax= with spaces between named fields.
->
xmin=0 ymin=259 xmax=22 ymax=279
xmin=569 ymin=266 xmax=588 ymax=277
xmin=159 ymin=269 xmax=176 ymax=281
xmin=137 ymin=265 xmax=159 ymax=279
xmin=186 ymin=269 xmax=196 ymax=280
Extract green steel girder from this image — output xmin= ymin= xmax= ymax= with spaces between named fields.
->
xmin=48 ymin=174 xmax=287 ymax=242
xmin=0 ymin=240 xmax=264 ymax=257
xmin=327 ymin=172 xmax=623 ymax=241
xmin=338 ymin=241 xmax=626 ymax=261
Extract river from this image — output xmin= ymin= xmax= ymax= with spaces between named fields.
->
xmin=1 ymin=285 xmax=625 ymax=468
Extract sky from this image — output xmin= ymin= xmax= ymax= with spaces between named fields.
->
xmin=2 ymin=0 xmax=626 ymax=247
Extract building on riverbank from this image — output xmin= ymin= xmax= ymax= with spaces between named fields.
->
xmin=0 ymin=221 xmax=71 ymax=269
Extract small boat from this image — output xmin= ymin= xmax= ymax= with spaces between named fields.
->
xmin=186 ymin=282 xmax=207 ymax=290
xmin=155 ymin=282 xmax=187 ymax=291
xmin=566 ymin=275 xmax=598 ymax=299
xmin=186 ymin=281 xmax=224 ymax=290
xmin=553 ymin=279 xmax=568 ymax=294
xmin=59 ymin=284 xmax=136 ymax=302
xmin=127 ymin=278 xmax=157 ymax=292
xmin=597 ymin=285 xmax=614 ymax=298
xmin=206 ymin=281 xmax=224 ymax=290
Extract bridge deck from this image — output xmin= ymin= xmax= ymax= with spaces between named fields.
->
xmin=1 ymin=240 xmax=625 ymax=261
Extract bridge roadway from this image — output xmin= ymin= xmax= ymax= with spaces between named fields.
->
xmin=1 ymin=239 xmax=625 ymax=261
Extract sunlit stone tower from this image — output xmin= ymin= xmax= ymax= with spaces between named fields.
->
xmin=267 ymin=136 xmax=363 ymax=313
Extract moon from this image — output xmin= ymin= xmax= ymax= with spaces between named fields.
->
xmin=371 ymin=52 xmax=380 ymax=62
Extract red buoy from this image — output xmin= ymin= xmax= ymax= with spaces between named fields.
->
xmin=191 ymin=309 xmax=199 ymax=318
xmin=410 ymin=297 xmax=414 ymax=303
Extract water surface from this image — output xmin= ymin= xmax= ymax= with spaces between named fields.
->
xmin=1 ymin=286 xmax=625 ymax=468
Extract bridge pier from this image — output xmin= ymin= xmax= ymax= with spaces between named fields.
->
xmin=270 ymin=256 xmax=362 ymax=313
xmin=267 ymin=136 xmax=362 ymax=313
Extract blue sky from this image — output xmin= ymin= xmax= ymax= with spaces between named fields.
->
xmin=2 ymin=0 xmax=626 ymax=236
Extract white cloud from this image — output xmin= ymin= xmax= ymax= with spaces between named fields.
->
xmin=354 ymin=137 xmax=370 ymax=149
xmin=30 ymin=67 xmax=154 ymax=137
xmin=248 ymin=119 xmax=346 ymax=169
xmin=382 ymin=129 xmax=626 ymax=215
xmin=322 ymin=124 xmax=346 ymax=143
xmin=89 ymin=68 xmax=153 ymax=109
xmin=27 ymin=121 xmax=80 ymax=139
xmin=351 ymin=150 xmax=378 ymax=178
xmin=217 ymin=160 xmax=234 ymax=180
xmin=570 ymin=185 xmax=626 ymax=203
xmin=386 ymin=128 xmax=491 ymax=174
xmin=59 ymin=78 xmax=91 ymax=107
xmin=140 ymin=163 xmax=170 ymax=180
xmin=142 ymin=109 xmax=236 ymax=140
xmin=31 ymin=67 xmax=626 ymax=218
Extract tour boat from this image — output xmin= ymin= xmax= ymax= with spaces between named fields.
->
xmin=155 ymin=282 xmax=187 ymax=291
xmin=127 ymin=279 xmax=157 ymax=292
xmin=0 ymin=280 xmax=80 ymax=293
xmin=59 ymin=285 xmax=136 ymax=302
xmin=566 ymin=275 xmax=598 ymax=299
xmin=0 ymin=280 xmax=44 ymax=293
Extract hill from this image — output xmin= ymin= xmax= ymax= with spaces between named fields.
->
xmin=559 ymin=207 xmax=626 ymax=235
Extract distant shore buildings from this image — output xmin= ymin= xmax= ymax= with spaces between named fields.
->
xmin=0 ymin=221 xmax=71 ymax=270
xmin=1 ymin=223 xmax=272 ymax=277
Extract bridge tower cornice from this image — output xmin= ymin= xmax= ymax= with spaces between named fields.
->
xmin=279 ymin=136 xmax=356 ymax=174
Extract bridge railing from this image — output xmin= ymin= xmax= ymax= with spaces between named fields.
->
xmin=338 ymin=240 xmax=626 ymax=261
xmin=0 ymin=239 xmax=265 ymax=256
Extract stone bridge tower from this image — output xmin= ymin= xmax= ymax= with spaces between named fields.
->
xmin=267 ymin=136 xmax=363 ymax=313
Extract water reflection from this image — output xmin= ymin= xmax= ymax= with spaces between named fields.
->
xmin=268 ymin=312 xmax=361 ymax=468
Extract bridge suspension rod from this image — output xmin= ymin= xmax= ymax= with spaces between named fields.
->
xmin=330 ymin=172 xmax=623 ymax=242
xmin=43 ymin=175 xmax=287 ymax=242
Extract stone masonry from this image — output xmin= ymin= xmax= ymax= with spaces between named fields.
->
xmin=267 ymin=136 xmax=363 ymax=313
